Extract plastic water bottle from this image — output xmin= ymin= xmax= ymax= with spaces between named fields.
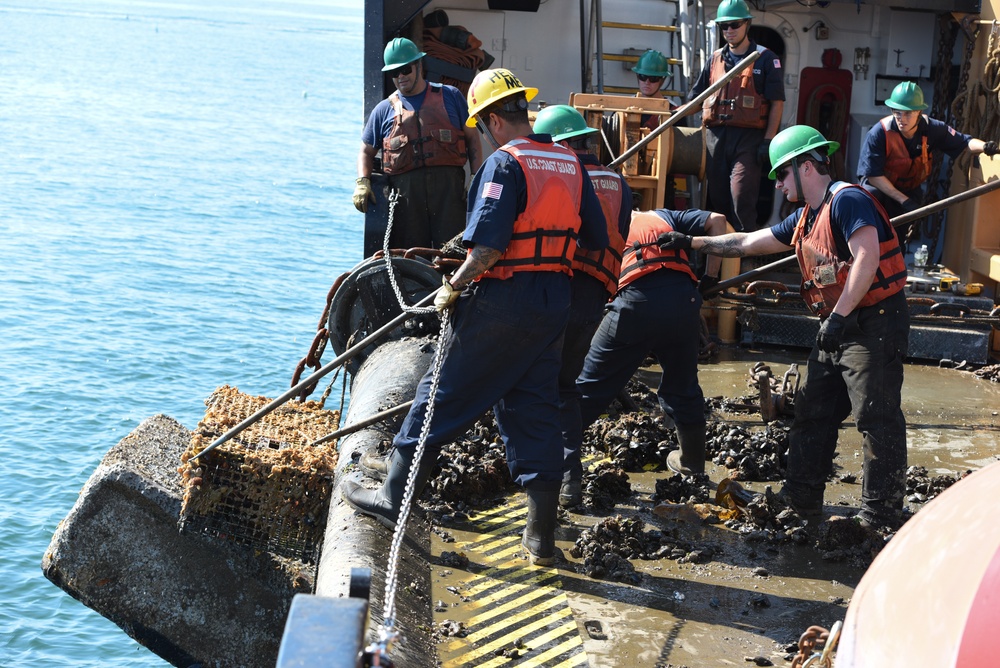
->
xmin=913 ymin=244 xmax=929 ymax=277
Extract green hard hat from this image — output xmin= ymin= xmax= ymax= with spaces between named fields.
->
xmin=768 ymin=125 xmax=840 ymax=179
xmin=533 ymin=105 xmax=598 ymax=142
xmin=382 ymin=37 xmax=425 ymax=72
xmin=885 ymin=81 xmax=928 ymax=111
xmin=632 ymin=50 xmax=672 ymax=78
xmin=716 ymin=0 xmax=753 ymax=22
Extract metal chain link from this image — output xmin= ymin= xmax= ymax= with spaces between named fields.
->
xmin=376 ymin=314 xmax=450 ymax=659
xmin=370 ymin=187 xmax=452 ymax=664
xmin=383 ymin=189 xmax=437 ymax=316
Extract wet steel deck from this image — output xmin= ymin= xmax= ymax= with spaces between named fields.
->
xmin=427 ymin=348 xmax=1000 ymax=667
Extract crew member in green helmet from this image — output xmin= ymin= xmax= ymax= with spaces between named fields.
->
xmin=533 ymin=104 xmax=633 ymax=508
xmin=659 ymin=125 xmax=911 ymax=531
xmin=632 ymin=49 xmax=674 ymax=130
xmin=688 ymin=0 xmax=785 ymax=232
xmin=354 ymin=37 xmax=482 ymax=249
xmin=858 ymin=80 xmax=997 ymax=222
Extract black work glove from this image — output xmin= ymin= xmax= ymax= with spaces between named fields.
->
xmin=757 ymin=139 xmax=772 ymax=168
xmin=698 ymin=273 xmax=720 ymax=297
xmin=657 ymin=231 xmax=692 ymax=250
xmin=900 ymin=198 xmax=919 ymax=215
xmin=816 ymin=313 xmax=846 ymax=353
xmin=983 ymin=140 xmax=999 ymax=157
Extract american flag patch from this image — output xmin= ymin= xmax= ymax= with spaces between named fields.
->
xmin=482 ymin=181 xmax=503 ymax=199
xmin=774 ymin=59 xmax=782 ymax=68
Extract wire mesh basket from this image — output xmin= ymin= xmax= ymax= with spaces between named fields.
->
xmin=178 ymin=386 xmax=341 ymax=564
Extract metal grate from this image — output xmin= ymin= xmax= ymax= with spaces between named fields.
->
xmin=179 ymin=386 xmax=340 ymax=564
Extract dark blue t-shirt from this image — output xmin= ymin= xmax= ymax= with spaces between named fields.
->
xmin=653 ymin=208 xmax=714 ymax=235
xmin=857 ymin=115 xmax=971 ymax=180
xmin=770 ymin=184 xmax=893 ymax=260
xmin=361 ymin=82 xmax=468 ymax=147
xmin=464 ymin=134 xmax=608 ymax=253
xmin=689 ymin=41 xmax=785 ymax=103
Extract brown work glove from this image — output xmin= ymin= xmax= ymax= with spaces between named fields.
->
xmin=434 ymin=276 xmax=460 ymax=313
xmin=353 ymin=177 xmax=375 ymax=213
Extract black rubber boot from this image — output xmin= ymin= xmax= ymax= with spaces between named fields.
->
xmin=342 ymin=448 xmax=434 ymax=530
xmin=558 ymin=479 xmax=582 ymax=508
xmin=522 ymin=488 xmax=560 ymax=566
xmin=359 ymin=449 xmax=389 ymax=481
xmin=666 ymin=423 xmax=706 ymax=475
xmin=776 ymin=485 xmax=824 ymax=519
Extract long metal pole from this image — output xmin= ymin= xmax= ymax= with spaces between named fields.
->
xmin=608 ymin=49 xmax=760 ymax=169
xmin=704 ymin=178 xmax=1000 ymax=297
xmin=310 ymin=400 xmax=414 ymax=447
xmin=190 ymin=290 xmax=439 ymax=461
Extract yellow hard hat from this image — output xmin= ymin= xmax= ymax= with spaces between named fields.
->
xmin=466 ymin=68 xmax=538 ymax=127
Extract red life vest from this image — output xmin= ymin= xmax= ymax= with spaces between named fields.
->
xmin=572 ymin=163 xmax=628 ymax=295
xmin=480 ymin=138 xmax=585 ymax=281
xmin=382 ymin=85 xmax=468 ymax=174
xmin=617 ymin=211 xmax=697 ymax=291
xmin=793 ymin=182 xmax=907 ymax=317
xmin=880 ymin=115 xmax=932 ymax=191
xmin=702 ymin=46 xmax=770 ymax=129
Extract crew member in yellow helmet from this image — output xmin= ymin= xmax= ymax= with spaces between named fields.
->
xmin=343 ymin=68 xmax=609 ymax=567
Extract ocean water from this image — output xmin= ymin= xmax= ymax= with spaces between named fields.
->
xmin=0 ymin=1 xmax=363 ymax=664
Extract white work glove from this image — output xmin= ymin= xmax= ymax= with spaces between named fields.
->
xmin=434 ymin=276 xmax=460 ymax=313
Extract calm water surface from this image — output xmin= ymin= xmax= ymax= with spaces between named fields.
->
xmin=1 ymin=1 xmax=363 ymax=664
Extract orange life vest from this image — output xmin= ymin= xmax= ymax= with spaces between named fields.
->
xmin=702 ymin=46 xmax=770 ymax=129
xmin=480 ymin=138 xmax=585 ymax=281
xmin=382 ymin=85 xmax=468 ymax=174
xmin=617 ymin=211 xmax=697 ymax=291
xmin=793 ymin=182 xmax=907 ymax=317
xmin=880 ymin=115 xmax=932 ymax=191
xmin=572 ymin=163 xmax=627 ymax=295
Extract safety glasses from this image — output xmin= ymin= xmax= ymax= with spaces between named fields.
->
xmin=388 ymin=63 xmax=414 ymax=78
xmin=774 ymin=164 xmax=793 ymax=182
xmin=718 ymin=20 xmax=746 ymax=31
xmin=636 ymin=74 xmax=664 ymax=83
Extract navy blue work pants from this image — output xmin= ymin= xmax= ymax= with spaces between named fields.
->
xmin=558 ymin=274 xmax=610 ymax=481
xmin=705 ymin=125 xmax=765 ymax=232
xmin=576 ymin=270 xmax=706 ymax=434
xmin=393 ymin=273 xmax=571 ymax=490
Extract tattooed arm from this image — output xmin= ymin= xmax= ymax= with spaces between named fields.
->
xmin=448 ymin=245 xmax=503 ymax=289
xmin=693 ymin=227 xmax=791 ymax=257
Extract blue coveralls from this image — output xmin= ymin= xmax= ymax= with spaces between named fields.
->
xmin=392 ymin=134 xmax=608 ymax=490
xmin=576 ymin=209 xmax=711 ymax=432
xmin=689 ymin=42 xmax=785 ymax=232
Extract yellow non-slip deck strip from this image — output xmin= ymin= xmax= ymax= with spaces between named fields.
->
xmin=437 ymin=497 xmax=587 ymax=668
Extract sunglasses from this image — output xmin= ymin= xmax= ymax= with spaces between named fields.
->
xmin=637 ymin=74 xmax=664 ymax=83
xmin=718 ymin=20 xmax=746 ymax=31
xmin=774 ymin=164 xmax=792 ymax=181
xmin=388 ymin=63 xmax=414 ymax=78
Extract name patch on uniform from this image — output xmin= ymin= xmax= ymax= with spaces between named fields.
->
xmin=482 ymin=181 xmax=504 ymax=199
